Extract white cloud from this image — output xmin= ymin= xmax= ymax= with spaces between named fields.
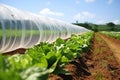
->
xmin=112 ymin=20 xmax=120 ymax=24
xmin=39 ymin=8 xmax=64 ymax=17
xmin=74 ymin=11 xmax=95 ymax=21
xmin=76 ymin=0 xmax=95 ymax=4
xmin=82 ymin=11 xmax=95 ymax=18
xmin=74 ymin=13 xmax=83 ymax=21
xmin=108 ymin=0 xmax=113 ymax=4
xmin=96 ymin=19 xmax=120 ymax=24
xmin=96 ymin=20 xmax=106 ymax=24
xmin=85 ymin=0 xmax=95 ymax=3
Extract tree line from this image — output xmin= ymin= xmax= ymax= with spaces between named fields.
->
xmin=73 ymin=22 xmax=120 ymax=32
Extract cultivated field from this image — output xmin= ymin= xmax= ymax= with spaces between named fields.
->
xmin=0 ymin=32 xmax=120 ymax=80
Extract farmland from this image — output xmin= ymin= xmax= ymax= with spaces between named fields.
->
xmin=0 ymin=1 xmax=120 ymax=80
xmin=1 ymin=31 xmax=120 ymax=80
xmin=49 ymin=32 xmax=120 ymax=80
xmin=101 ymin=31 xmax=120 ymax=39
xmin=0 ymin=32 xmax=93 ymax=80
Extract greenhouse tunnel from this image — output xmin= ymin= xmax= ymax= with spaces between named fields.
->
xmin=0 ymin=4 xmax=89 ymax=53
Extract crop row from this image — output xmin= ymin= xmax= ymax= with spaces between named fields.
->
xmin=0 ymin=31 xmax=93 ymax=80
xmin=101 ymin=31 xmax=120 ymax=39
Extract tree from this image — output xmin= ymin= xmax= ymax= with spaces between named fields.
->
xmin=106 ymin=22 xmax=115 ymax=31
xmin=73 ymin=22 xmax=92 ymax=30
xmin=76 ymin=20 xmax=78 ymax=23
xmin=93 ymin=24 xmax=98 ymax=32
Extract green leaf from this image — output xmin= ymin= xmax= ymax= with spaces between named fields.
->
xmin=0 ymin=70 xmax=22 ymax=80
xmin=61 ymin=56 xmax=71 ymax=63
xmin=26 ymin=46 xmax=48 ymax=68
xmin=21 ymin=67 xmax=48 ymax=80
xmin=0 ymin=54 xmax=8 ymax=71
xmin=54 ymin=38 xmax=65 ymax=46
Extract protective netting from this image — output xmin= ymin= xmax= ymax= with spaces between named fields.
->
xmin=0 ymin=4 xmax=89 ymax=53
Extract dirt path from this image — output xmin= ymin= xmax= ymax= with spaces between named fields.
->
xmin=99 ymin=33 xmax=120 ymax=65
xmin=82 ymin=33 xmax=120 ymax=80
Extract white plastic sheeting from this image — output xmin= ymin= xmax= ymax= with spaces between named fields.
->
xmin=0 ymin=4 xmax=89 ymax=53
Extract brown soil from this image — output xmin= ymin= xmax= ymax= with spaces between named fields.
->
xmin=3 ymin=48 xmax=26 ymax=55
xmin=49 ymin=33 xmax=120 ymax=80
xmin=99 ymin=33 xmax=120 ymax=65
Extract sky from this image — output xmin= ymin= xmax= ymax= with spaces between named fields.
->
xmin=0 ymin=0 xmax=120 ymax=24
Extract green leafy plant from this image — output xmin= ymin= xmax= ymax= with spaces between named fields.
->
xmin=0 ymin=31 xmax=93 ymax=80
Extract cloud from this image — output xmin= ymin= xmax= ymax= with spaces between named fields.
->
xmin=96 ymin=20 xmax=106 ymax=24
xmin=39 ymin=8 xmax=64 ymax=17
xmin=96 ymin=19 xmax=120 ymax=24
xmin=74 ymin=13 xmax=83 ymax=21
xmin=76 ymin=0 xmax=95 ymax=4
xmin=112 ymin=20 xmax=120 ymax=24
xmin=85 ymin=0 xmax=95 ymax=3
xmin=74 ymin=11 xmax=95 ymax=21
xmin=107 ymin=0 xmax=113 ymax=4
xmin=82 ymin=11 xmax=95 ymax=18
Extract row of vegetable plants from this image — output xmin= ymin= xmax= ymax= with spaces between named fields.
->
xmin=101 ymin=31 xmax=120 ymax=39
xmin=0 ymin=31 xmax=93 ymax=80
